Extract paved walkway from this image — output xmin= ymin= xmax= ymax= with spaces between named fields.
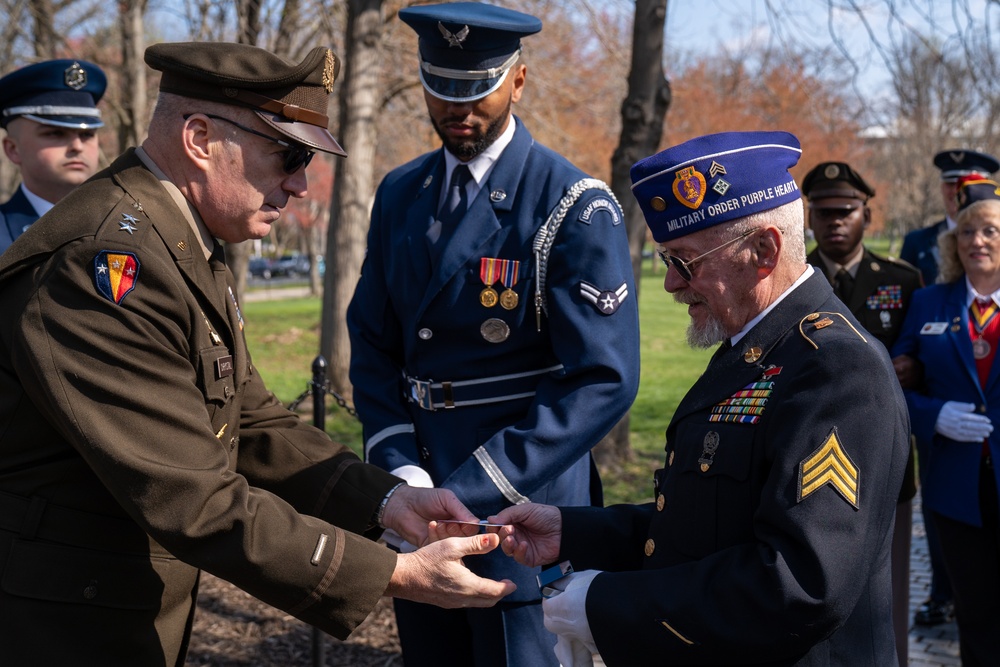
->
xmin=908 ymin=495 xmax=960 ymax=666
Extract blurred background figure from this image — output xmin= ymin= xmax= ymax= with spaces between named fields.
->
xmin=0 ymin=59 xmax=106 ymax=254
xmin=892 ymin=175 xmax=1000 ymax=666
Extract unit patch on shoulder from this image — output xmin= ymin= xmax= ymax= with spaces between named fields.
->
xmin=577 ymin=197 xmax=621 ymax=226
xmin=580 ymin=281 xmax=628 ymax=314
xmin=93 ymin=251 xmax=140 ymax=305
xmin=798 ymin=428 xmax=859 ymax=509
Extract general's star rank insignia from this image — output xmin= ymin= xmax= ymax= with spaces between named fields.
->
xmin=93 ymin=250 xmax=140 ymax=305
xmin=579 ymin=281 xmax=628 ymax=315
xmin=798 ymin=428 xmax=859 ymax=509
xmin=118 ymin=213 xmax=139 ymax=234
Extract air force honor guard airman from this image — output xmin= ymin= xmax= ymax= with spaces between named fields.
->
xmin=0 ymin=59 xmax=106 ymax=253
xmin=346 ymin=3 xmax=640 ymax=665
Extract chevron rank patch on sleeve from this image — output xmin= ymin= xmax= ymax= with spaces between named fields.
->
xmin=579 ymin=280 xmax=628 ymax=315
xmin=797 ymin=427 xmax=860 ymax=509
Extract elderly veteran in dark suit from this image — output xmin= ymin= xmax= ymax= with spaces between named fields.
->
xmin=347 ymin=3 xmax=639 ymax=666
xmin=892 ymin=176 xmax=1000 ymax=667
xmin=801 ymin=160 xmax=922 ymax=666
xmin=0 ymin=59 xmax=106 ymax=253
xmin=0 ymin=42 xmax=515 ymax=667
xmin=483 ymin=131 xmax=909 ymax=666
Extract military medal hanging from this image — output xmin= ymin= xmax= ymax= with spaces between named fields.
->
xmin=970 ymin=298 xmax=999 ymax=360
xmin=479 ymin=258 xmax=520 ymax=310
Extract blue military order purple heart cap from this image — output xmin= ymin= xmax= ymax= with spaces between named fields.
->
xmin=630 ymin=131 xmax=803 ymax=243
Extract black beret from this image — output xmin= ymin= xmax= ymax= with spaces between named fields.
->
xmin=801 ymin=161 xmax=875 ymax=206
xmin=144 ymin=42 xmax=345 ymax=156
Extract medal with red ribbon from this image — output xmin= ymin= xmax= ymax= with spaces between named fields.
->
xmin=479 ymin=257 xmax=501 ymax=307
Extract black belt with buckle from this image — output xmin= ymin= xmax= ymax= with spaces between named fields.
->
xmin=405 ymin=364 xmax=563 ymax=411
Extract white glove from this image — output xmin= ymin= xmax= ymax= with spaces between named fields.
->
xmin=935 ymin=401 xmax=994 ymax=442
xmin=543 ymin=570 xmax=600 ymax=666
xmin=554 ymin=634 xmax=594 ymax=667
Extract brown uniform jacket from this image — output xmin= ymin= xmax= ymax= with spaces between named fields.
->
xmin=0 ymin=150 xmax=399 ymax=666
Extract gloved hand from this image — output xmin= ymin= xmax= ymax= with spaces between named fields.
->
xmin=543 ymin=570 xmax=600 ymax=667
xmin=935 ymin=401 xmax=994 ymax=442
xmin=554 ymin=634 xmax=594 ymax=667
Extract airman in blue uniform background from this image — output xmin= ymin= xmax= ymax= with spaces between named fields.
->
xmin=346 ymin=3 xmax=640 ymax=665
xmin=0 ymin=58 xmax=106 ymax=254
xmin=901 ymin=149 xmax=999 ymax=287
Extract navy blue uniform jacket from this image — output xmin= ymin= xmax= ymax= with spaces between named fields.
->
xmin=348 ymin=120 xmax=640 ymax=598
xmin=559 ymin=272 xmax=909 ymax=665
xmin=0 ymin=187 xmax=40 ymax=254
xmin=891 ymin=279 xmax=1000 ymax=527
xmin=901 ymin=218 xmax=948 ymax=286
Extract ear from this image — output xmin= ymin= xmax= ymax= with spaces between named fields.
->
xmin=753 ymin=226 xmax=781 ymax=278
xmin=3 ymin=135 xmax=20 ymax=165
xmin=862 ymin=205 xmax=871 ymax=229
xmin=180 ymin=114 xmax=213 ymax=173
xmin=510 ymin=63 xmax=527 ymax=104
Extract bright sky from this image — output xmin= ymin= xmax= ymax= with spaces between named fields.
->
xmin=663 ymin=0 xmax=998 ymax=98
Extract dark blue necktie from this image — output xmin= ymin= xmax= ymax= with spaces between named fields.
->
xmin=428 ymin=165 xmax=472 ymax=260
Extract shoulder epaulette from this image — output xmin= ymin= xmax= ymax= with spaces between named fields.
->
xmin=798 ymin=311 xmax=868 ymax=349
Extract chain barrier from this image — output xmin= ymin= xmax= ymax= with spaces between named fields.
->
xmin=287 ymin=379 xmax=358 ymax=418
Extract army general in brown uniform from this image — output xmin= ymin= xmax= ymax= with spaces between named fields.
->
xmin=0 ymin=42 xmax=514 ymax=666
xmin=802 ymin=161 xmax=922 ymax=666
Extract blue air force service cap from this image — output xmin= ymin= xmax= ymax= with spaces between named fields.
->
xmin=933 ymin=149 xmax=999 ymax=182
xmin=399 ymin=2 xmax=542 ymax=103
xmin=0 ymin=59 xmax=106 ymax=129
xmin=630 ymin=131 xmax=803 ymax=243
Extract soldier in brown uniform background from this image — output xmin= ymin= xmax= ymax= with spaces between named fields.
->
xmin=801 ymin=161 xmax=923 ymax=666
xmin=0 ymin=42 xmax=515 ymax=666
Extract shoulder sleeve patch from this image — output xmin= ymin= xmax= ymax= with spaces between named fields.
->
xmin=93 ymin=250 xmax=140 ymax=305
xmin=798 ymin=427 xmax=859 ymax=509
xmin=577 ymin=197 xmax=621 ymax=226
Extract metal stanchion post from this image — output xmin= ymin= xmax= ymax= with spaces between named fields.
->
xmin=310 ymin=355 xmax=328 ymax=667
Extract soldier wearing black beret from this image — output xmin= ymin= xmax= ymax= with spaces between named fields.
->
xmin=802 ymin=160 xmax=922 ymax=666
xmin=0 ymin=59 xmax=106 ymax=253
xmin=0 ymin=42 xmax=514 ymax=666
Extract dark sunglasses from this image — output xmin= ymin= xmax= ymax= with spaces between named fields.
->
xmin=658 ymin=229 xmax=756 ymax=282
xmin=184 ymin=113 xmax=315 ymax=174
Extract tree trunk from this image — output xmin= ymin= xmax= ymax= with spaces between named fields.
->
xmin=117 ymin=0 xmax=147 ymax=150
xmin=321 ymin=0 xmax=383 ymax=398
xmin=235 ymin=0 xmax=262 ymax=46
xmin=29 ymin=0 xmax=57 ymax=57
xmin=593 ymin=0 xmax=672 ymax=471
